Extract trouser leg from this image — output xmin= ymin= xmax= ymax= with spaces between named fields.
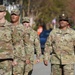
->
xmin=51 ymin=64 xmax=63 ymax=75
xmin=13 ymin=59 xmax=24 ymax=75
xmin=24 ymin=63 xmax=33 ymax=75
xmin=64 ymin=64 xmax=74 ymax=75
xmin=51 ymin=64 xmax=74 ymax=75
xmin=0 ymin=60 xmax=12 ymax=75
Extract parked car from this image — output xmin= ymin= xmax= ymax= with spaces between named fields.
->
xmin=39 ymin=29 xmax=52 ymax=54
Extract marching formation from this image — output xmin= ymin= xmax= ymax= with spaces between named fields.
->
xmin=0 ymin=5 xmax=75 ymax=75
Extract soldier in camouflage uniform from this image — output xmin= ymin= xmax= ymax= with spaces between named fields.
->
xmin=0 ymin=5 xmax=14 ymax=75
xmin=43 ymin=13 xmax=75 ymax=75
xmin=10 ymin=9 xmax=25 ymax=75
xmin=22 ymin=17 xmax=41 ymax=75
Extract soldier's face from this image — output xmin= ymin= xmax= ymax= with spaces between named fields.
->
xmin=23 ymin=22 xmax=30 ymax=28
xmin=11 ymin=14 xmax=19 ymax=23
xmin=0 ymin=11 xmax=6 ymax=20
xmin=59 ymin=21 xmax=69 ymax=28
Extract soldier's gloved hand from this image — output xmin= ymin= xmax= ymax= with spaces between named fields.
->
xmin=12 ymin=61 xmax=18 ymax=66
xmin=26 ymin=59 xmax=30 ymax=64
xmin=44 ymin=60 xmax=48 ymax=66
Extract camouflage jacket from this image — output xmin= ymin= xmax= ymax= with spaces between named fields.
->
xmin=12 ymin=24 xmax=25 ymax=61
xmin=23 ymin=27 xmax=41 ymax=61
xmin=44 ymin=28 xmax=75 ymax=64
xmin=0 ymin=20 xmax=14 ymax=60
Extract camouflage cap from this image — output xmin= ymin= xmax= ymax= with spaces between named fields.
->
xmin=0 ymin=5 xmax=6 ymax=12
xmin=11 ymin=9 xmax=20 ymax=16
xmin=22 ymin=17 xmax=30 ymax=23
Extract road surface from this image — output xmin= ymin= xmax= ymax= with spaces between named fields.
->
xmin=32 ymin=55 xmax=51 ymax=75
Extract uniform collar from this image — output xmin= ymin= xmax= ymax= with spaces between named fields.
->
xmin=57 ymin=28 xmax=70 ymax=34
xmin=0 ymin=20 xmax=7 ymax=27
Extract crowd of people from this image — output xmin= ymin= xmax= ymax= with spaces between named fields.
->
xmin=0 ymin=4 xmax=75 ymax=75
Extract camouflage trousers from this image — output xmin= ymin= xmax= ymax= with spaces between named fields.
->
xmin=51 ymin=64 xmax=74 ymax=75
xmin=13 ymin=59 xmax=25 ymax=75
xmin=0 ymin=59 xmax=13 ymax=75
xmin=24 ymin=61 xmax=33 ymax=75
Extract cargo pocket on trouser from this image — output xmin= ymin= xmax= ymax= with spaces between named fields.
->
xmin=0 ymin=60 xmax=12 ymax=75
xmin=13 ymin=59 xmax=25 ymax=75
xmin=64 ymin=64 xmax=74 ymax=75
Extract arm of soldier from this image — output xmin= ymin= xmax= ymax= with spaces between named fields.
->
xmin=24 ymin=46 xmax=31 ymax=64
xmin=10 ymin=27 xmax=18 ymax=66
xmin=22 ymin=32 xmax=31 ymax=64
xmin=73 ymin=34 xmax=75 ymax=46
xmin=71 ymin=30 xmax=75 ymax=52
xmin=23 ymin=27 xmax=32 ymax=43
xmin=73 ymin=33 xmax=75 ymax=53
xmin=25 ymin=54 xmax=31 ymax=64
xmin=34 ymin=33 xmax=41 ymax=63
xmin=10 ymin=26 xmax=25 ymax=66
xmin=43 ymin=32 xmax=53 ymax=66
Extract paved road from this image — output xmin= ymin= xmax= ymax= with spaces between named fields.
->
xmin=32 ymin=55 xmax=51 ymax=75
xmin=32 ymin=55 xmax=75 ymax=75
xmin=32 ymin=62 xmax=51 ymax=75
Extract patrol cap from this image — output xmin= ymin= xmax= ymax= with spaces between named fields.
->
xmin=0 ymin=5 xmax=6 ymax=12
xmin=11 ymin=9 xmax=20 ymax=16
xmin=59 ymin=13 xmax=69 ymax=22
xmin=22 ymin=17 xmax=30 ymax=23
